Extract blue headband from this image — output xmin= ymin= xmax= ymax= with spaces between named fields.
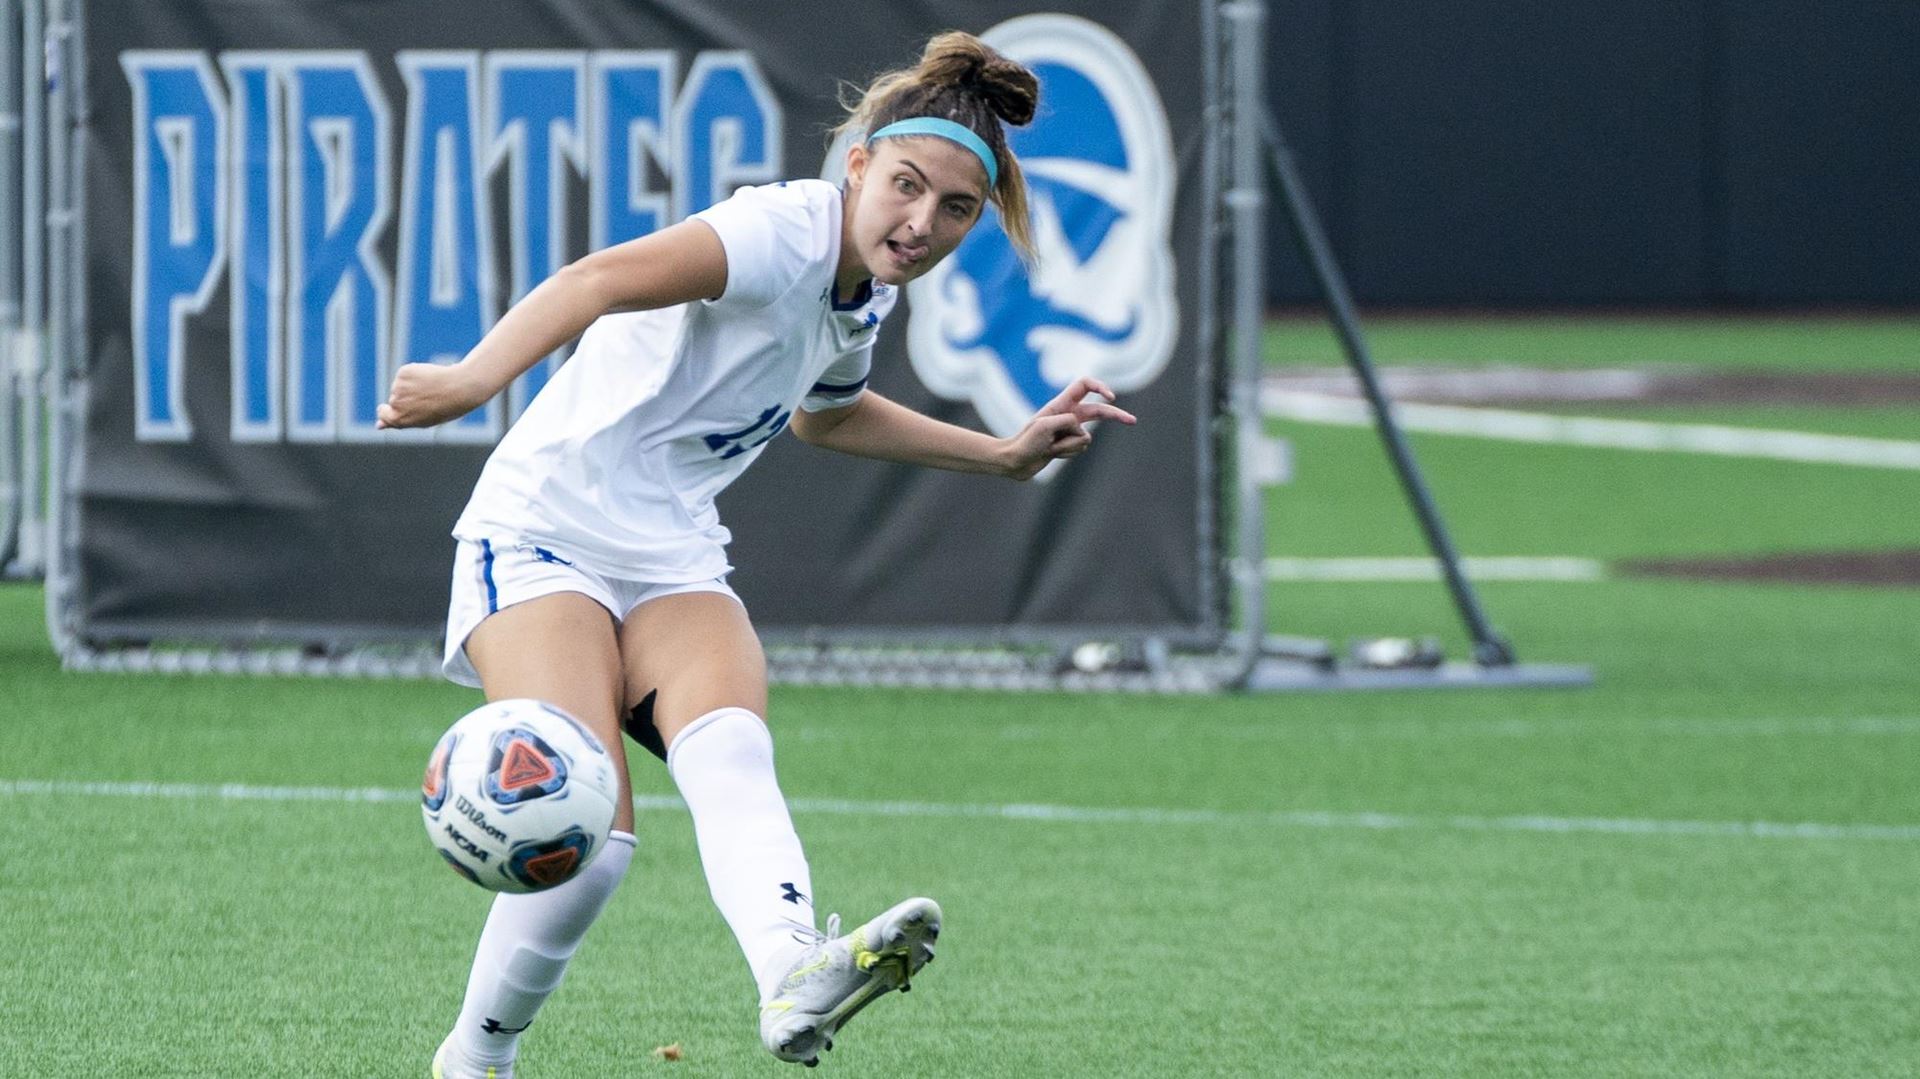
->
xmin=866 ymin=117 xmax=998 ymax=188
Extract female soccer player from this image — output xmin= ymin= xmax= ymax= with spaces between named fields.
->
xmin=382 ymin=31 xmax=1134 ymax=1076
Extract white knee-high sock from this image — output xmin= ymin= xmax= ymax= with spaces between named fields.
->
xmin=667 ymin=708 xmax=817 ymax=1000
xmin=452 ymin=830 xmax=636 ymax=1065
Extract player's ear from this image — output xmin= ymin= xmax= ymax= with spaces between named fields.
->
xmin=844 ymin=141 xmax=870 ymax=190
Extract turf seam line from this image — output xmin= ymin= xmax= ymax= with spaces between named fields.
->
xmin=1263 ymin=556 xmax=1606 ymax=582
xmin=4 ymin=778 xmax=1917 ymax=842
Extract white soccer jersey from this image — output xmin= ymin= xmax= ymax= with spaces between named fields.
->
xmin=452 ymin=179 xmax=896 ymax=582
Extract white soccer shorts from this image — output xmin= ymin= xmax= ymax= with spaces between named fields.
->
xmin=441 ymin=536 xmax=740 ymax=687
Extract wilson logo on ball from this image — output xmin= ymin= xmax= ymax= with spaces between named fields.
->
xmin=484 ymin=728 xmax=570 ymax=805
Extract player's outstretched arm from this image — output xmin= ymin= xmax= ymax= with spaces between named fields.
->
xmin=376 ymin=221 xmax=730 ymax=429
xmin=790 ymin=376 xmax=1136 ymax=480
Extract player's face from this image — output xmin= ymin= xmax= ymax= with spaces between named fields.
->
xmin=843 ymin=137 xmax=989 ymax=286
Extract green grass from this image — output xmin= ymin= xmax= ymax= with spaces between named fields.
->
xmin=2 ymin=570 xmax=1916 ymax=1077
xmin=1268 ymin=419 xmax=1920 ymax=559
xmin=1266 ymin=313 xmax=1920 ymax=371
xmin=4 ymin=315 xmax=1920 ymax=1075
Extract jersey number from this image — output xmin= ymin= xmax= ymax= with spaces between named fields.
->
xmin=704 ymin=405 xmax=791 ymax=460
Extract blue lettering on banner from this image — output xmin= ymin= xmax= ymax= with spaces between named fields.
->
xmin=119 ymin=48 xmax=786 ymax=445
xmin=489 ymin=53 xmax=587 ymax=419
xmin=123 ymin=52 xmax=228 ymax=443
xmin=593 ymin=52 xmax=675 ymax=250
xmin=221 ymin=54 xmax=283 ymax=442
xmin=673 ymin=53 xmax=781 ymax=219
xmin=288 ymin=56 xmax=393 ymax=442
xmin=395 ymin=52 xmax=495 ymax=441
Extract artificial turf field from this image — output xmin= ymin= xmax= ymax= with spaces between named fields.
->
xmin=3 ymin=316 xmax=1918 ymax=1076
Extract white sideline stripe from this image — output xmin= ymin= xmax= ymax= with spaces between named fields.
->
xmin=1266 ymin=366 xmax=1661 ymax=402
xmin=1263 ymin=389 xmax=1920 ymax=470
xmin=978 ymin=715 xmax=1920 ymax=743
xmin=3 ymin=778 xmax=1916 ymax=843
xmin=1264 ymin=556 xmax=1605 ymax=582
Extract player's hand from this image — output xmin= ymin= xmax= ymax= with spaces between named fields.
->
xmin=998 ymin=376 xmax=1137 ymax=481
xmin=376 ymin=362 xmax=492 ymax=429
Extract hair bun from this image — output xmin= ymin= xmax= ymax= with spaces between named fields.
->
xmin=916 ymin=33 xmax=986 ymax=86
xmin=917 ymin=32 xmax=1039 ymax=127
xmin=976 ymin=59 xmax=1039 ymax=126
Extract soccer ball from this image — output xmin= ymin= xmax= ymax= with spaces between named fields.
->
xmin=421 ymin=699 xmax=620 ymax=894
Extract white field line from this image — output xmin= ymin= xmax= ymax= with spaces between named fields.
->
xmin=1265 ymin=366 xmax=1660 ymax=402
xmin=1263 ymin=388 xmax=1920 ymax=470
xmin=1264 ymin=556 xmax=1605 ymax=582
xmin=974 ymin=715 xmax=1920 ymax=743
xmin=3 ymin=777 xmax=1916 ymax=842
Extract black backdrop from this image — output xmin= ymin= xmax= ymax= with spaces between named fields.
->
xmin=1266 ymin=0 xmax=1920 ymax=306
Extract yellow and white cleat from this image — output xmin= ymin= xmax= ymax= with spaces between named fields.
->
xmin=431 ymin=1034 xmax=513 ymax=1079
xmin=759 ymin=897 xmax=942 ymax=1067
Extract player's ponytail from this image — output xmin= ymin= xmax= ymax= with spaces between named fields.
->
xmin=838 ymin=31 xmax=1040 ymax=264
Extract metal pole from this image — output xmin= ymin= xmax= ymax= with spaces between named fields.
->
xmin=1259 ymin=110 xmax=1514 ymax=666
xmin=13 ymin=0 xmax=41 ymax=576
xmin=0 ymin=0 xmax=21 ymax=570
xmin=1222 ymin=0 xmax=1267 ymax=687
xmin=1191 ymin=0 xmax=1224 ymax=644
xmin=43 ymin=0 xmax=75 ymax=655
xmin=42 ymin=4 xmax=63 ymax=387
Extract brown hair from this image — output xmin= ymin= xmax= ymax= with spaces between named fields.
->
xmin=837 ymin=31 xmax=1040 ymax=264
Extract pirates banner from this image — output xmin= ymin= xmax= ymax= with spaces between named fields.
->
xmin=77 ymin=0 xmax=1216 ymax=647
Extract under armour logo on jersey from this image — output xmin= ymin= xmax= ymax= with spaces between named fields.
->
xmin=780 ymin=882 xmax=809 ymax=905
xmin=704 ymin=404 xmax=791 ymax=460
xmin=481 ymin=1018 xmax=532 ymax=1035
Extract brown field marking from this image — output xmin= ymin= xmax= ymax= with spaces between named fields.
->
xmin=1619 ymin=550 xmax=1920 ymax=587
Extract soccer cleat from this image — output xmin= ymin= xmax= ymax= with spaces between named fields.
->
xmin=759 ymin=896 xmax=942 ymax=1066
xmin=431 ymin=1034 xmax=514 ymax=1079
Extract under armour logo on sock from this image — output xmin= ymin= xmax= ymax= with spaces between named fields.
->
xmin=779 ymin=882 xmax=809 ymax=905
xmin=481 ymin=1018 xmax=532 ymax=1035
